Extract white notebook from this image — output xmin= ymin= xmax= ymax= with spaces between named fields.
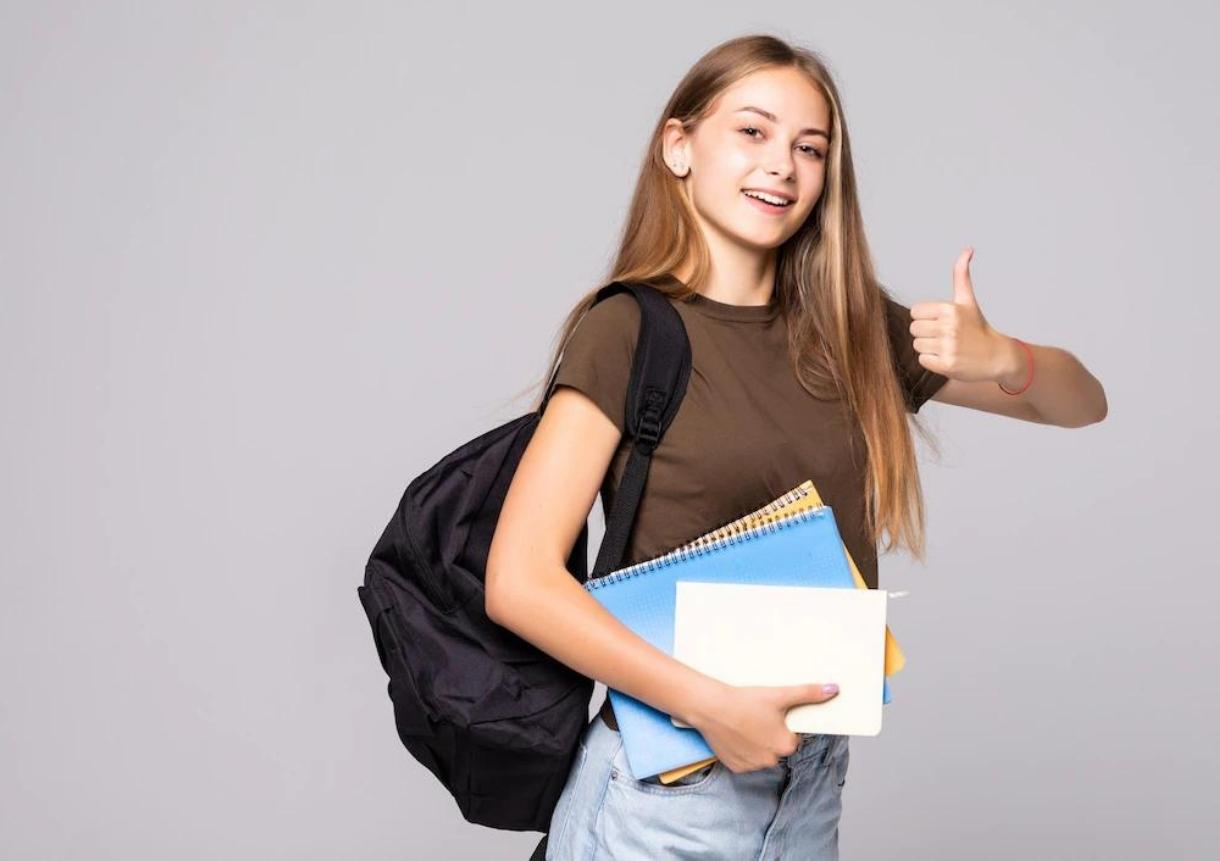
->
xmin=671 ymin=582 xmax=888 ymax=736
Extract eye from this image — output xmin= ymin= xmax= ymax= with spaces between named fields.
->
xmin=741 ymin=127 xmax=823 ymax=160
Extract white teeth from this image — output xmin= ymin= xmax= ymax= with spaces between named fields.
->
xmin=743 ymin=190 xmax=791 ymax=206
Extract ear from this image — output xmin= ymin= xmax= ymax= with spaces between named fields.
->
xmin=661 ymin=118 xmax=690 ymax=177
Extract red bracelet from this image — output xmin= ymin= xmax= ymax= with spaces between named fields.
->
xmin=998 ymin=337 xmax=1034 ymax=395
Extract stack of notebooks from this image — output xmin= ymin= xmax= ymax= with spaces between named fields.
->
xmin=584 ymin=480 xmax=905 ymax=784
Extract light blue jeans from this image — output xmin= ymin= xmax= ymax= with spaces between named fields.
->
xmin=545 ymin=712 xmax=850 ymax=860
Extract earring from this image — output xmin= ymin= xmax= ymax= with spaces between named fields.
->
xmin=671 ymin=161 xmax=687 ymax=177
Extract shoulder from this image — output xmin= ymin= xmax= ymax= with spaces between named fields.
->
xmin=559 ymin=291 xmax=642 ymax=362
xmin=554 ymin=291 xmax=642 ymax=435
xmin=880 ymin=292 xmax=915 ymax=362
xmin=880 ymin=293 xmax=909 ymax=328
xmin=879 ymin=290 xmax=922 ymax=352
xmin=574 ymin=291 xmax=640 ymax=337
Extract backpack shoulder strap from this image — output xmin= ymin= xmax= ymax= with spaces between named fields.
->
xmin=587 ymin=281 xmax=691 ymax=577
xmin=536 ymin=281 xmax=691 ymax=577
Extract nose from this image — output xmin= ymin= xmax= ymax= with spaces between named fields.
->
xmin=765 ymin=153 xmax=796 ymax=182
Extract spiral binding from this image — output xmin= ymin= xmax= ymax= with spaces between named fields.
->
xmin=585 ymin=499 xmax=830 ymax=591
xmin=589 ymin=480 xmax=814 ymax=586
xmin=691 ymin=480 xmax=815 ymax=550
xmin=588 ymin=480 xmax=811 ymax=586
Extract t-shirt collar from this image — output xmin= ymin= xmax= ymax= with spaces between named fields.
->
xmin=684 ymin=291 xmax=782 ymax=322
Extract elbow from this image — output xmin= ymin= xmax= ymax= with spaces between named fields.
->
xmin=1063 ymin=409 xmax=1106 ymax=429
xmin=1082 ymin=389 xmax=1108 ymax=426
xmin=486 ymin=525 xmax=568 ymax=627
xmin=487 ymin=554 xmax=565 ymax=631
xmin=484 ymin=523 xmax=516 ymax=625
xmin=1058 ymin=387 xmax=1107 ymax=429
xmin=484 ymin=561 xmax=510 ymax=626
xmin=1086 ymin=375 xmax=1109 ymax=425
xmin=485 ymin=553 xmax=531 ymax=628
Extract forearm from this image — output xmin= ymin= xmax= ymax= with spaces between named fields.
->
xmin=487 ymin=564 xmax=723 ymax=725
xmin=994 ymin=333 xmax=1108 ymax=428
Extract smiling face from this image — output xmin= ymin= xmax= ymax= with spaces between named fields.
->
xmin=664 ymin=65 xmax=831 ymax=253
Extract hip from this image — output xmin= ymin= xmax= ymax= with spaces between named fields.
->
xmin=545 ymin=711 xmax=849 ymax=860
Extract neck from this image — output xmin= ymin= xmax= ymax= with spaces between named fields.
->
xmin=674 ymin=222 xmax=778 ymax=306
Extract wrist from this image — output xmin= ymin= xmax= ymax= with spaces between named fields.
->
xmin=675 ymin=672 xmax=727 ymax=728
xmin=994 ymin=332 xmax=1030 ymax=391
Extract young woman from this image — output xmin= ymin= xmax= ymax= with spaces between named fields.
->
xmin=485 ymin=33 xmax=1107 ymax=860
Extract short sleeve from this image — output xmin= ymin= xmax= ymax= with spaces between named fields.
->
xmin=551 ymin=292 xmax=640 ymax=434
xmin=884 ymin=296 xmax=949 ymax=413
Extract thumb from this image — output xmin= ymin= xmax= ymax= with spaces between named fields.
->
xmin=780 ymin=682 xmax=840 ymax=708
xmin=953 ymin=245 xmax=977 ymax=307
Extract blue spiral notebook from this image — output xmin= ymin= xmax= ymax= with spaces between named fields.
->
xmin=584 ymin=503 xmax=878 ymax=780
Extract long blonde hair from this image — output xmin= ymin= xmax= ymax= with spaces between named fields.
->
xmin=519 ymin=34 xmax=941 ymax=562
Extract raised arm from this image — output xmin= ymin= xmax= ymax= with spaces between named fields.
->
xmin=905 ymin=247 xmax=1107 ymax=427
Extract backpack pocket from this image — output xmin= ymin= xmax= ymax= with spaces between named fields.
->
xmin=357 ymin=582 xmax=433 ymax=737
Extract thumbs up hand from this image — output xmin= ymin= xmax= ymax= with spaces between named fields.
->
xmin=909 ymin=246 xmax=1014 ymax=383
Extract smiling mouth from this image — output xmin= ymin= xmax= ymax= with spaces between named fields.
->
xmin=742 ymin=190 xmax=793 ymax=213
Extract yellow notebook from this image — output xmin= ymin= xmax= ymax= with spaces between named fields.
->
xmin=655 ymin=479 xmax=905 ymax=783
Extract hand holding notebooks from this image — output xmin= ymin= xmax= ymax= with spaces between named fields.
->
xmin=584 ymin=501 xmax=860 ymax=781
xmin=652 ymin=478 xmax=903 ymax=783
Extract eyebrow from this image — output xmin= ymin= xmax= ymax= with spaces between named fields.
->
xmin=734 ymin=106 xmax=828 ymax=139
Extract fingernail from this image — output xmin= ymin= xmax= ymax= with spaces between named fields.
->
xmin=824 ymin=683 xmax=839 ymax=695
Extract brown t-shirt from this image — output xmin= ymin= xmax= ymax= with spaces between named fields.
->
xmin=552 ymin=289 xmax=948 ymax=592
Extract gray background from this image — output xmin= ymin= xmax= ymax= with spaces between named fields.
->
xmin=2 ymin=2 xmax=1216 ymax=858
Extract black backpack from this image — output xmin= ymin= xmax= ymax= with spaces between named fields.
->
xmin=356 ymin=281 xmax=692 ymax=852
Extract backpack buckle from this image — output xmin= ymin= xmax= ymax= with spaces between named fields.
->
xmin=634 ymin=389 xmax=666 ymax=450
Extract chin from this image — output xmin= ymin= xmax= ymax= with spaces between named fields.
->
xmin=699 ymin=207 xmax=789 ymax=250
xmin=730 ymin=226 xmax=789 ymax=250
